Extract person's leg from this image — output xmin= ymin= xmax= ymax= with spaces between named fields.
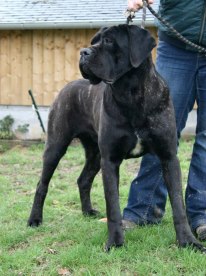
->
xmin=123 ymin=154 xmax=166 ymax=224
xmin=186 ymin=55 xmax=206 ymax=239
xmin=123 ymin=41 xmax=197 ymax=225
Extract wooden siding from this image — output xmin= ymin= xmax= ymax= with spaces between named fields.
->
xmin=0 ymin=27 xmax=157 ymax=106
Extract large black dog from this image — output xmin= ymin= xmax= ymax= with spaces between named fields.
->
xmin=28 ymin=25 xmax=205 ymax=252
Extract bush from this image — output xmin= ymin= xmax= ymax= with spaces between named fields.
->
xmin=0 ymin=115 xmax=14 ymax=139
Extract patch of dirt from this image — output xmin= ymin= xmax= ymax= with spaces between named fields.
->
xmin=8 ymin=240 xmax=30 ymax=253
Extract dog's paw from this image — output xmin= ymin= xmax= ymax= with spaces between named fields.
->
xmin=192 ymin=243 xmax=206 ymax=254
xmin=104 ymin=230 xmax=124 ymax=252
xmin=83 ymin=209 xmax=100 ymax=217
xmin=105 ymin=238 xmax=124 ymax=252
xmin=187 ymin=242 xmax=206 ymax=254
xmin=27 ymin=217 xmax=42 ymax=227
xmin=179 ymin=238 xmax=206 ymax=254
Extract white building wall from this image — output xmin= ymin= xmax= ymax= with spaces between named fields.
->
xmin=0 ymin=105 xmax=49 ymax=140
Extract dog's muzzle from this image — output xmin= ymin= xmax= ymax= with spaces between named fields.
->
xmin=80 ymin=48 xmax=93 ymax=62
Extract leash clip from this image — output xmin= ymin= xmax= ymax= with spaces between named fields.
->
xmin=125 ymin=9 xmax=136 ymax=24
xmin=125 ymin=0 xmax=147 ymax=26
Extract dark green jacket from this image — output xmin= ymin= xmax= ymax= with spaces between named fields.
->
xmin=157 ymin=0 xmax=206 ymax=49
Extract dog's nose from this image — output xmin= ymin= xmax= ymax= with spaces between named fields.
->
xmin=80 ymin=48 xmax=93 ymax=56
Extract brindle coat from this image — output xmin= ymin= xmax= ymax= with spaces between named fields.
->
xmin=28 ymin=25 xmax=206 ymax=252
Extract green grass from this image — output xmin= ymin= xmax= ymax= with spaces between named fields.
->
xmin=0 ymin=138 xmax=206 ymax=275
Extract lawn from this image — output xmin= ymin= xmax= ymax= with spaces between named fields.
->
xmin=0 ymin=138 xmax=206 ymax=275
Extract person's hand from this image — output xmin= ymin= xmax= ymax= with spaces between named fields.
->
xmin=128 ymin=0 xmax=154 ymax=11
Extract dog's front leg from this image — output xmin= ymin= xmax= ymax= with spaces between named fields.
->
xmin=161 ymin=156 xmax=206 ymax=252
xmin=101 ymin=158 xmax=124 ymax=251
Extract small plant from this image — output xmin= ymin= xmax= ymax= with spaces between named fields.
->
xmin=16 ymin=124 xmax=29 ymax=134
xmin=0 ymin=115 xmax=14 ymax=139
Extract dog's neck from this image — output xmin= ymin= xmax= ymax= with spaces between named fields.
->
xmin=106 ymin=56 xmax=169 ymax=129
xmin=110 ymin=56 xmax=153 ymax=107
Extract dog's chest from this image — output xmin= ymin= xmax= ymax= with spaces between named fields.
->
xmin=129 ymin=132 xmax=144 ymax=157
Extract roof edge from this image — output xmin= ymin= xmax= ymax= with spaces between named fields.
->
xmin=0 ymin=20 xmax=156 ymax=30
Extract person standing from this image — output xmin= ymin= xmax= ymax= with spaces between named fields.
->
xmin=123 ymin=0 xmax=206 ymax=241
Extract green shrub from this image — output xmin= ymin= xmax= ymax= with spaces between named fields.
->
xmin=0 ymin=115 xmax=14 ymax=139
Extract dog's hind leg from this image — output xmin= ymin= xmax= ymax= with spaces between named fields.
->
xmin=77 ymin=136 xmax=101 ymax=216
xmin=28 ymin=140 xmax=71 ymax=227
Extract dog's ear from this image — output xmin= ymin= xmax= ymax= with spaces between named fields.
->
xmin=127 ymin=25 xmax=156 ymax=68
xmin=91 ymin=27 xmax=108 ymax=45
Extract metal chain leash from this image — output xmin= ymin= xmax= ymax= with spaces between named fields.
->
xmin=141 ymin=0 xmax=147 ymax=29
xmin=126 ymin=0 xmax=206 ymax=56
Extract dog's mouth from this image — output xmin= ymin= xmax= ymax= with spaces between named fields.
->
xmin=80 ymin=62 xmax=114 ymax=85
xmin=79 ymin=56 xmax=114 ymax=85
xmin=80 ymin=57 xmax=134 ymax=86
xmin=80 ymin=47 xmax=112 ymax=85
xmin=79 ymin=60 xmax=102 ymax=85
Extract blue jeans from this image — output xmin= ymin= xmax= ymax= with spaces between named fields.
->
xmin=123 ymin=41 xmax=206 ymax=231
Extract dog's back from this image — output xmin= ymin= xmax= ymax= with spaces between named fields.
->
xmin=47 ymin=79 xmax=106 ymax=141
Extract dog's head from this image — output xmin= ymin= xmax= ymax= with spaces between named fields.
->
xmin=79 ymin=24 xmax=156 ymax=85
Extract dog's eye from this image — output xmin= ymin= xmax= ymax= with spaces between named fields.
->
xmin=103 ymin=38 xmax=113 ymax=45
